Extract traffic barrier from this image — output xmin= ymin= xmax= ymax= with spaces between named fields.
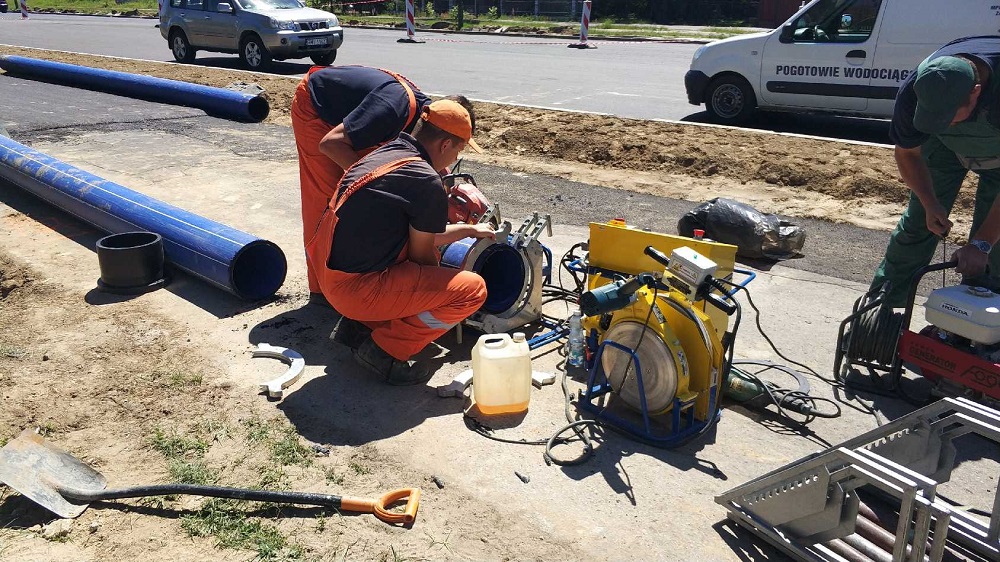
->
xmin=19 ymin=0 xmax=27 ymax=18
xmin=568 ymin=0 xmax=596 ymax=49
xmin=0 ymin=56 xmax=270 ymax=123
xmin=0 ymin=135 xmax=287 ymax=300
xmin=396 ymin=0 xmax=424 ymax=44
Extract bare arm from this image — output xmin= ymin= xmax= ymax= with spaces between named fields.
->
xmin=953 ymin=197 xmax=1000 ymax=277
xmin=895 ymin=145 xmax=953 ymax=236
xmin=434 ymin=223 xmax=496 ymax=247
xmin=318 ymin=124 xmax=361 ymax=170
xmin=408 ymin=228 xmax=439 ymax=266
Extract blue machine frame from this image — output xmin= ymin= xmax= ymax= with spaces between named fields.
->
xmin=574 ymin=267 xmax=756 ymax=446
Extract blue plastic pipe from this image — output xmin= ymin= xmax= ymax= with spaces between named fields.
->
xmin=0 ymin=55 xmax=270 ymax=123
xmin=0 ymin=135 xmax=286 ymax=300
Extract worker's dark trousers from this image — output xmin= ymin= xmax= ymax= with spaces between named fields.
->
xmin=872 ymin=137 xmax=1000 ymax=307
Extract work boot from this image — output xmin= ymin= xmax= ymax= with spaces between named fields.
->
xmin=329 ymin=316 xmax=372 ymax=350
xmin=308 ymin=292 xmax=334 ymax=310
xmin=353 ymin=337 xmax=433 ymax=386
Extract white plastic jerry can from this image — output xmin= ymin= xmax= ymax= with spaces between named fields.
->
xmin=471 ymin=332 xmax=532 ymax=415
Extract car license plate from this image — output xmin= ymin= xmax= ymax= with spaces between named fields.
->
xmin=306 ymin=38 xmax=328 ymax=46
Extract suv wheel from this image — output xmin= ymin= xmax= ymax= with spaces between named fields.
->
xmin=310 ymin=50 xmax=337 ymax=66
xmin=240 ymin=34 xmax=272 ymax=70
xmin=706 ymin=75 xmax=757 ymax=125
xmin=170 ymin=29 xmax=196 ymax=63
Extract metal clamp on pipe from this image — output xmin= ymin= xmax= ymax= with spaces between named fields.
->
xmin=441 ymin=209 xmax=553 ymax=334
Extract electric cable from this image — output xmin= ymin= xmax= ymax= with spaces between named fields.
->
xmin=464 ymin=244 xmax=596 ymax=464
xmin=544 ymin=285 xmax=662 ymax=464
xmin=557 ymin=242 xmax=588 ymax=296
xmin=729 ymin=361 xmax=842 ymax=422
xmin=719 ymin=279 xmax=885 ymax=426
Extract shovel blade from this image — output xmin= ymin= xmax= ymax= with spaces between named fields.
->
xmin=0 ymin=429 xmax=107 ymax=518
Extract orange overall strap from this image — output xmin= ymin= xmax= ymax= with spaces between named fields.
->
xmin=332 ymin=156 xmax=423 ymax=212
xmin=306 ymin=65 xmax=420 ymax=140
xmin=306 ymin=65 xmax=327 ymax=77
xmin=377 ymin=68 xmax=420 ymax=133
xmin=305 ymin=156 xmax=424 ymax=292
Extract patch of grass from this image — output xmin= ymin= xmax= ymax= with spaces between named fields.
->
xmin=257 ymin=465 xmax=287 ymax=489
xmin=348 ymin=461 xmax=371 ymax=476
xmin=242 ymin=418 xmax=312 ymax=467
xmin=0 ymin=436 xmax=7 ymax=448
xmin=181 ymin=499 xmax=302 ymax=561
xmin=37 ymin=423 xmax=56 ymax=437
xmin=324 ymin=468 xmax=344 ymax=486
xmin=166 ymin=370 xmax=204 ymax=388
xmin=0 ymin=344 xmax=25 ymax=359
xmin=243 ymin=417 xmax=272 ymax=444
xmin=195 ymin=419 xmax=232 ymax=443
xmin=150 ymin=428 xmax=209 ymax=459
xmin=271 ymin=426 xmax=311 ymax=467
xmin=137 ymin=495 xmax=172 ymax=510
xmin=168 ymin=459 xmax=218 ymax=485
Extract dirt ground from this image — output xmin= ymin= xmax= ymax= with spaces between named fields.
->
xmin=0 ymin=46 xmax=991 ymax=562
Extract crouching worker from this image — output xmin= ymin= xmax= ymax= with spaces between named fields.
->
xmin=307 ymin=100 xmax=494 ymax=385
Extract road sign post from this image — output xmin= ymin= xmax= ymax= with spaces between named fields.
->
xmin=568 ymin=1 xmax=596 ymax=49
xmin=397 ymin=0 xmax=425 ymax=43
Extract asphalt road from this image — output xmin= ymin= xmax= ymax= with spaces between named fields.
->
xmin=0 ymin=13 xmax=895 ymax=144
xmin=0 ymin=72 xmax=892 ymax=289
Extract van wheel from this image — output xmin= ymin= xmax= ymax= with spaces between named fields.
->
xmin=240 ymin=34 xmax=272 ymax=70
xmin=706 ymin=75 xmax=757 ymax=125
xmin=310 ymin=50 xmax=337 ymax=66
xmin=169 ymin=30 xmax=196 ymax=63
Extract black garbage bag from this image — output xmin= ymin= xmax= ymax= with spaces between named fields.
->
xmin=677 ymin=198 xmax=805 ymax=260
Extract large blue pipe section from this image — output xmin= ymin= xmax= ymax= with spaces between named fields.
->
xmin=0 ymin=135 xmax=286 ymax=301
xmin=0 ymin=55 xmax=270 ymax=123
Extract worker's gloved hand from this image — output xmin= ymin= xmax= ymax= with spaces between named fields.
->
xmin=952 ymin=243 xmax=990 ymax=278
xmin=924 ymin=202 xmax=953 ymax=236
xmin=467 ymin=223 xmax=496 ymax=240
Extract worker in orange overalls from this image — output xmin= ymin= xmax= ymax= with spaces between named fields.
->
xmin=291 ymin=65 xmax=475 ymax=307
xmin=306 ymin=100 xmax=493 ymax=385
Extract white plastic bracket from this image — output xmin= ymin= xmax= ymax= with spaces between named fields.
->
xmin=252 ymin=343 xmax=305 ymax=399
xmin=436 ymin=368 xmax=555 ymax=398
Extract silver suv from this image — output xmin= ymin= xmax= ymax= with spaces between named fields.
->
xmin=160 ymin=0 xmax=344 ymax=70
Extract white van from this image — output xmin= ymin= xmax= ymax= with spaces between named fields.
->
xmin=685 ymin=0 xmax=1000 ymax=124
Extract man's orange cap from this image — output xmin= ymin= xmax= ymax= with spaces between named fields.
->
xmin=420 ymin=99 xmax=482 ymax=153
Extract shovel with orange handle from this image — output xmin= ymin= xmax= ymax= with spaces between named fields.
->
xmin=0 ymin=429 xmax=420 ymax=525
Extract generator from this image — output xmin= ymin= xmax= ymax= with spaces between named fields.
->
xmin=576 ymin=221 xmax=744 ymax=446
xmin=836 ymin=261 xmax=1000 ymax=404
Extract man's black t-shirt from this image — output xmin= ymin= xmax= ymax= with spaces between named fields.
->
xmin=307 ymin=66 xmax=431 ymax=151
xmin=891 ymin=36 xmax=1000 ymax=149
xmin=328 ymin=133 xmax=447 ymax=273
